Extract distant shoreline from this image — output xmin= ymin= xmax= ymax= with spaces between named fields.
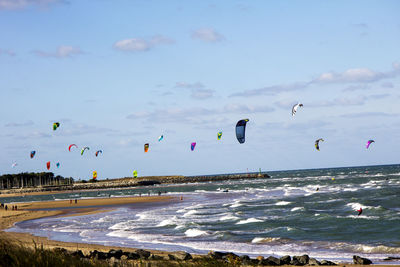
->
xmin=0 ymin=172 xmax=270 ymax=197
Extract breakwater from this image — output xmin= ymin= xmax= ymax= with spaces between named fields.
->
xmin=0 ymin=172 xmax=270 ymax=195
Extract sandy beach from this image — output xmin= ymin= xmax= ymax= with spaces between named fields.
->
xmin=0 ymin=196 xmax=177 ymax=255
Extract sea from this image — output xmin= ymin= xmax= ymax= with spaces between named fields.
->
xmin=4 ymin=164 xmax=400 ymax=264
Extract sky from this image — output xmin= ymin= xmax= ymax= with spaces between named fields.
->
xmin=0 ymin=0 xmax=399 ymax=180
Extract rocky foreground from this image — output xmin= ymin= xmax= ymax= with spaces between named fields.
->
xmin=55 ymin=248 xmax=376 ymax=266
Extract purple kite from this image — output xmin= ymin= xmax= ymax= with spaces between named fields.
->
xmin=366 ymin=140 xmax=375 ymax=149
xmin=191 ymin=142 xmax=196 ymax=151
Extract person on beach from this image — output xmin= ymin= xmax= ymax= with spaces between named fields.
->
xmin=70 ymin=199 xmax=72 ymax=204
xmin=75 ymin=199 xmax=77 ymax=204
xmin=5 ymin=205 xmax=8 ymax=211
xmin=15 ymin=205 xmax=17 ymax=210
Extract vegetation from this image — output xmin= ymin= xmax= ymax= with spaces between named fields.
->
xmin=0 ymin=172 xmax=74 ymax=190
xmin=0 ymin=238 xmax=106 ymax=267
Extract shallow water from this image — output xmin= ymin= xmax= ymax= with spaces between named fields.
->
xmin=6 ymin=164 xmax=400 ymax=264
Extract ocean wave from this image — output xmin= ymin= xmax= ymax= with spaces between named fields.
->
xmin=276 ymin=201 xmax=291 ymax=206
xmin=236 ymin=218 xmax=263 ymax=225
xmin=290 ymin=207 xmax=304 ymax=212
xmin=157 ymin=217 xmax=177 ymax=227
xmin=219 ymin=214 xmax=240 ymax=221
xmin=251 ymin=237 xmax=282 ymax=243
xmin=185 ymin=229 xmax=208 ymax=237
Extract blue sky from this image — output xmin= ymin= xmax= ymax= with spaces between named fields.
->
xmin=1 ymin=0 xmax=399 ymax=180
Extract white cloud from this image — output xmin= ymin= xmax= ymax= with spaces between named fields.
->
xmin=5 ymin=120 xmax=34 ymax=127
xmin=34 ymin=46 xmax=83 ymax=58
xmin=192 ymin=28 xmax=224 ymax=42
xmin=230 ymin=63 xmax=400 ymax=97
xmin=0 ymin=48 xmax=15 ymax=56
xmin=191 ymin=89 xmax=214 ymax=99
xmin=175 ymin=82 xmax=204 ymax=89
xmin=224 ymin=103 xmax=274 ymax=113
xmin=113 ymin=35 xmax=174 ymax=52
xmin=0 ymin=0 xmax=65 ymax=10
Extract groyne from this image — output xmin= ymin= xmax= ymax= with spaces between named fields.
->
xmin=0 ymin=172 xmax=269 ymax=195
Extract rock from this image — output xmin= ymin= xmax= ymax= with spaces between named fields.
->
xmin=320 ymin=260 xmax=337 ymax=265
xmin=309 ymin=258 xmax=321 ymax=266
xmin=136 ymin=249 xmax=151 ymax=259
xmin=290 ymin=258 xmax=303 ymax=266
xmin=71 ymin=250 xmax=84 ymax=258
xmin=265 ymin=256 xmax=281 ymax=266
xmin=126 ymin=252 xmax=140 ymax=260
xmin=208 ymin=251 xmax=228 ymax=260
xmin=120 ymin=255 xmax=128 ymax=261
xmin=96 ymin=251 xmax=108 ymax=260
xmin=353 ymin=255 xmax=372 ymax=265
xmin=257 ymin=255 xmax=265 ymax=261
xmin=223 ymin=252 xmax=240 ymax=263
xmin=108 ymin=249 xmax=123 ymax=259
xmin=239 ymin=255 xmax=258 ymax=265
xmin=168 ymin=251 xmax=192 ymax=261
xmin=149 ymin=254 xmax=164 ymax=260
xmin=280 ymin=255 xmax=291 ymax=265
xmin=292 ymin=255 xmax=309 ymax=265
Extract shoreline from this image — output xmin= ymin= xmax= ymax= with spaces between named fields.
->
xmin=0 ymin=196 xmax=178 ymax=255
xmin=0 ymin=195 xmax=397 ymax=266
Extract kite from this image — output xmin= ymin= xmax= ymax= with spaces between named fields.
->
xmin=53 ymin=122 xmax=60 ymax=131
xmin=217 ymin=132 xmax=222 ymax=140
xmin=30 ymin=151 xmax=36 ymax=159
xmin=81 ymin=147 xmax=90 ymax=155
xmin=93 ymin=171 xmax=97 ymax=180
xmin=11 ymin=162 xmax=17 ymax=168
xmin=158 ymin=135 xmax=164 ymax=142
xmin=95 ymin=150 xmax=102 ymax=157
xmin=292 ymin=103 xmax=303 ymax=116
xmin=46 ymin=161 xmax=50 ymax=170
xmin=133 ymin=170 xmax=138 ymax=178
xmin=68 ymin=144 xmax=78 ymax=152
xmin=236 ymin=119 xmax=249 ymax=144
xmin=56 ymin=162 xmax=60 ymax=168
xmin=144 ymin=143 xmax=149 ymax=153
xmin=366 ymin=140 xmax=375 ymax=149
xmin=191 ymin=142 xmax=196 ymax=151
xmin=315 ymin=138 xmax=324 ymax=151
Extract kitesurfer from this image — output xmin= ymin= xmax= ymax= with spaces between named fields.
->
xmin=357 ymin=207 xmax=363 ymax=216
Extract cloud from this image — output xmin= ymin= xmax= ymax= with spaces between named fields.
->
xmin=34 ymin=45 xmax=83 ymax=58
xmin=340 ymin=112 xmax=398 ymax=118
xmin=0 ymin=0 xmax=65 ymax=10
xmin=127 ymin=104 xmax=274 ymax=124
xmin=223 ymin=103 xmax=274 ymax=113
xmin=381 ymin=82 xmax=394 ymax=88
xmin=113 ymin=35 xmax=174 ymax=52
xmin=192 ymin=28 xmax=224 ymax=42
xmin=230 ymin=82 xmax=309 ymax=97
xmin=307 ymin=96 xmax=368 ymax=108
xmin=175 ymin=82 xmax=204 ymax=89
xmin=191 ymin=89 xmax=214 ymax=99
xmin=0 ymin=48 xmax=15 ymax=56
xmin=5 ymin=120 xmax=34 ymax=127
xmin=174 ymin=82 xmax=214 ymax=100
xmin=230 ymin=63 xmax=400 ymax=97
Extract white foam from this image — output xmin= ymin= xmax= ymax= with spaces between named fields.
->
xmin=219 ymin=214 xmax=240 ymax=221
xmin=157 ymin=217 xmax=177 ymax=227
xmin=183 ymin=210 xmax=197 ymax=217
xmin=236 ymin=218 xmax=263 ymax=225
xmin=184 ymin=229 xmax=208 ymax=237
xmin=290 ymin=207 xmax=304 ymax=212
xmin=276 ymin=201 xmax=291 ymax=206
